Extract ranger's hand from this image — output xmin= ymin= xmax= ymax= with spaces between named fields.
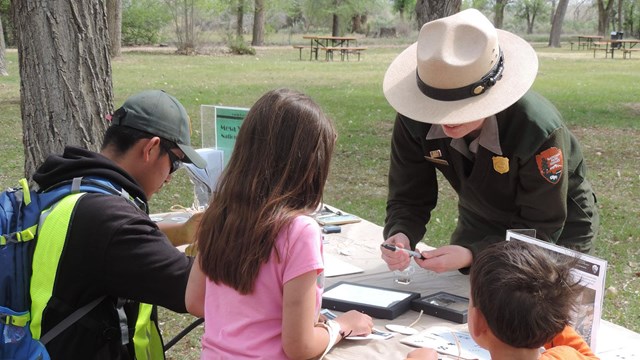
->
xmin=381 ymin=233 xmax=412 ymax=271
xmin=414 ymin=245 xmax=472 ymax=273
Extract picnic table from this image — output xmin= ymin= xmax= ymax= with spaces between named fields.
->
xmin=592 ymin=39 xmax=640 ymax=59
xmin=152 ymin=209 xmax=640 ymax=359
xmin=575 ymin=35 xmax=603 ymax=50
xmin=295 ymin=35 xmax=366 ymax=61
xmin=319 ymin=212 xmax=640 ymax=360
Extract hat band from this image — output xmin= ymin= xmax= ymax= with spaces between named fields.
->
xmin=416 ymin=50 xmax=504 ymax=102
xmin=109 ymin=107 xmax=128 ymax=125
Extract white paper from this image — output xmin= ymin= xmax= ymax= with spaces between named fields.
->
xmin=323 ymin=253 xmax=364 ymax=278
xmin=506 ymin=230 xmax=607 ymax=352
xmin=183 ymin=148 xmax=224 ymax=209
xmin=400 ymin=326 xmax=490 ymax=360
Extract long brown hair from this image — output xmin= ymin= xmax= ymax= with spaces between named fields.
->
xmin=197 ymin=88 xmax=336 ymax=294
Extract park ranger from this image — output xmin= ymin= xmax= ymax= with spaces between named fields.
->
xmin=380 ymin=9 xmax=599 ymax=274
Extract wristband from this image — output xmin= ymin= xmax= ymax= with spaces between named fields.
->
xmin=340 ymin=329 xmax=353 ymax=339
xmin=316 ymin=319 xmax=341 ymax=359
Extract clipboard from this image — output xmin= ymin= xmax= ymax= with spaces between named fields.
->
xmin=315 ymin=214 xmax=361 ymax=226
xmin=313 ymin=206 xmax=361 ymax=226
xmin=322 ymin=281 xmax=420 ymax=319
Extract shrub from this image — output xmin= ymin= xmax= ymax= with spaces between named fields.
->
xmin=227 ymin=36 xmax=256 ymax=55
xmin=122 ymin=0 xmax=172 ymax=46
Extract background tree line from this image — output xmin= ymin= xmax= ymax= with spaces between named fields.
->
xmin=0 ymin=0 xmax=639 ymax=174
xmin=4 ymin=1 xmax=639 ymax=58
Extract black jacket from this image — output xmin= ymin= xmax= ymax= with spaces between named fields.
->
xmin=384 ymin=91 xmax=599 ymax=261
xmin=32 ymin=146 xmax=193 ymax=359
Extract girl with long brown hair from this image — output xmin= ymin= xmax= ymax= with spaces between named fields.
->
xmin=185 ymin=88 xmax=372 ymax=359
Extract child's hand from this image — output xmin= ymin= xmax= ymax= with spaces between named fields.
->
xmin=335 ymin=310 xmax=373 ymax=338
xmin=405 ymin=347 xmax=439 ymax=360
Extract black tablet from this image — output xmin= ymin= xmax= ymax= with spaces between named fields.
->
xmin=322 ymin=281 xmax=420 ymax=320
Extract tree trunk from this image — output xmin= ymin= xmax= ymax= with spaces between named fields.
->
xmin=351 ymin=14 xmax=361 ymax=33
xmin=526 ymin=10 xmax=534 ymax=34
xmin=0 ymin=16 xmax=7 ymax=76
xmin=616 ymin=0 xmax=622 ymax=32
xmin=494 ymin=0 xmax=509 ymax=29
xmin=251 ymin=0 xmax=264 ymax=46
xmin=106 ymin=0 xmax=121 ymax=57
xmin=183 ymin=0 xmax=194 ymax=51
xmin=548 ymin=0 xmax=569 ymax=47
xmin=597 ymin=0 xmax=615 ymax=36
xmin=524 ymin=1 xmax=542 ymax=35
xmin=236 ymin=0 xmax=244 ymax=40
xmin=11 ymin=0 xmax=113 ymax=178
xmin=332 ymin=13 xmax=339 ymax=36
xmin=415 ymin=0 xmax=461 ymax=29
xmin=550 ymin=0 xmax=556 ymax=25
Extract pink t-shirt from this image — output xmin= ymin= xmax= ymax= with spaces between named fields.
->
xmin=201 ymin=215 xmax=324 ymax=359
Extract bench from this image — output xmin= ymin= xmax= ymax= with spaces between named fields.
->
xmin=622 ymin=48 xmax=640 ymax=59
xmin=324 ymin=46 xmax=368 ymax=61
xmin=292 ymin=45 xmax=306 ymax=60
xmin=569 ymin=41 xmax=586 ymax=51
xmin=592 ymin=42 xmax=613 ymax=58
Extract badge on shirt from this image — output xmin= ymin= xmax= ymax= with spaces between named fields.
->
xmin=424 ymin=149 xmax=449 ymax=166
xmin=536 ymin=147 xmax=563 ymax=184
xmin=492 ymin=156 xmax=509 ymax=174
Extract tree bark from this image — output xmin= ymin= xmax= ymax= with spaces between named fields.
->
xmin=616 ymin=0 xmax=622 ymax=32
xmin=548 ymin=0 xmax=569 ymax=47
xmin=106 ymin=0 xmax=121 ymax=57
xmin=332 ymin=13 xmax=339 ymax=36
xmin=523 ymin=1 xmax=543 ymax=35
xmin=251 ymin=0 xmax=264 ymax=46
xmin=236 ymin=0 xmax=244 ymax=40
xmin=493 ymin=0 xmax=509 ymax=29
xmin=597 ymin=0 xmax=615 ymax=36
xmin=11 ymin=0 xmax=113 ymax=178
xmin=0 ymin=15 xmax=7 ymax=76
xmin=415 ymin=0 xmax=461 ymax=29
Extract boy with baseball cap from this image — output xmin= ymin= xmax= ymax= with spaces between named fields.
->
xmin=30 ymin=89 xmax=204 ymax=359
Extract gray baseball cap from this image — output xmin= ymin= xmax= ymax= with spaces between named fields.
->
xmin=111 ymin=90 xmax=206 ymax=169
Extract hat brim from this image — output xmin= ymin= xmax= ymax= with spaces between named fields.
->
xmin=177 ymin=144 xmax=207 ymax=169
xmin=383 ymin=30 xmax=538 ymax=125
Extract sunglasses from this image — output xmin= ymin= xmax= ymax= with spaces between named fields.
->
xmin=159 ymin=140 xmax=182 ymax=174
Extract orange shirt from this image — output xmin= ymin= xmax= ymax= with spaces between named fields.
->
xmin=541 ymin=326 xmax=599 ymax=359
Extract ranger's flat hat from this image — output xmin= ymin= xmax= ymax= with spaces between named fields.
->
xmin=383 ymin=9 xmax=539 ymax=125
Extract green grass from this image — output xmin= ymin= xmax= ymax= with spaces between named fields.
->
xmin=0 ymin=42 xmax=639 ymax=357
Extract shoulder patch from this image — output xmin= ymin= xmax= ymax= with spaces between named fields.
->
xmin=536 ymin=147 xmax=563 ymax=184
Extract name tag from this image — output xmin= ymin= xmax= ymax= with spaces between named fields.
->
xmin=424 ymin=156 xmax=449 ymax=166
xmin=424 ymin=149 xmax=448 ymax=166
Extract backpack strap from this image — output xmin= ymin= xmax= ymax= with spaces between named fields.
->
xmin=0 ymin=224 xmax=37 ymax=245
xmin=30 ymin=177 xmax=145 ymax=344
xmin=41 ymin=177 xmax=147 ymax=212
xmin=39 ymin=296 xmax=106 ymax=345
xmin=0 ymin=180 xmax=38 ymax=246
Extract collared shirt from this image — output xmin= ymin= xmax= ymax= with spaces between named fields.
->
xmin=425 ymin=115 xmax=503 ymax=160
